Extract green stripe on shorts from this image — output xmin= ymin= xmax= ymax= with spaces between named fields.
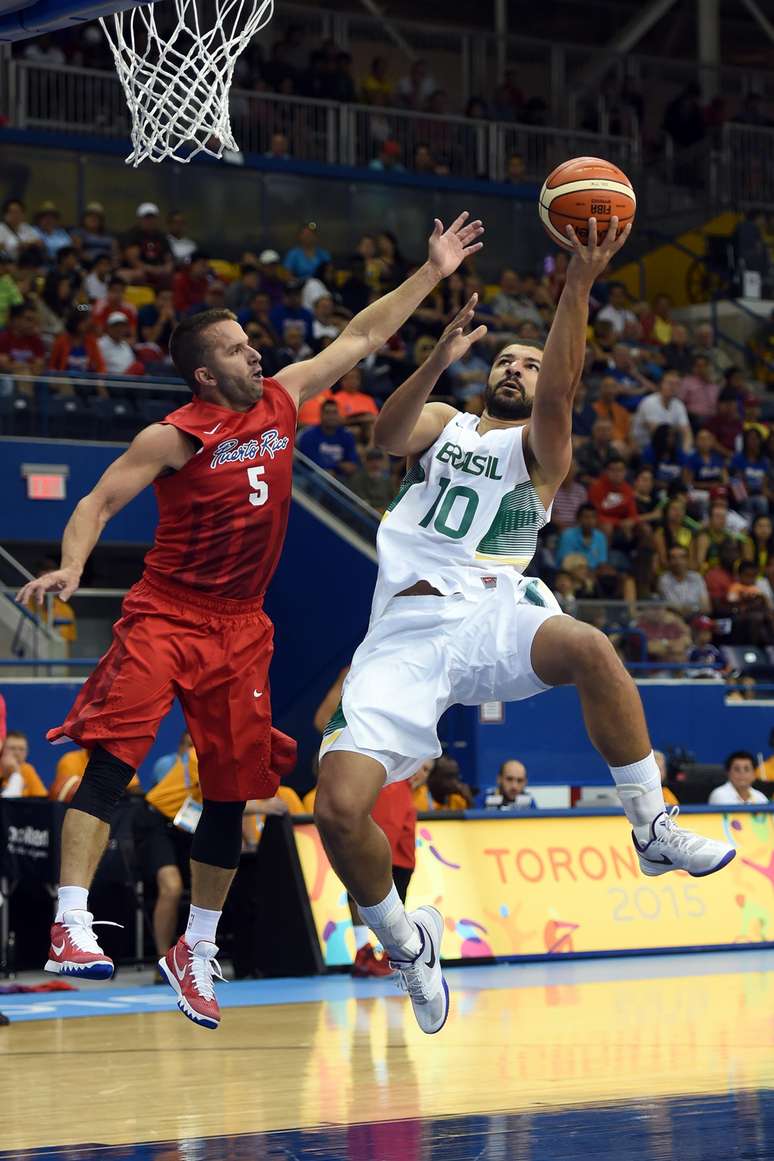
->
xmin=323 ymin=701 xmax=347 ymax=737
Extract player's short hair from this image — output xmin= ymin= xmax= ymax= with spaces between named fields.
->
xmin=724 ymin=750 xmax=756 ymax=772
xmin=169 ymin=308 xmax=236 ymax=392
xmin=5 ymin=730 xmax=27 ymax=742
xmin=494 ymin=339 xmax=545 ymax=359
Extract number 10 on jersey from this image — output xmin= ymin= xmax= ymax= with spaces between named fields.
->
xmin=247 ymin=466 xmax=268 ymax=508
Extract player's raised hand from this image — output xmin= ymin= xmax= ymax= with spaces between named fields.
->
xmin=432 ymin=295 xmax=488 ymax=370
xmin=565 ymin=216 xmax=632 ymax=287
xmin=16 ymin=566 xmax=80 ymax=607
xmin=427 ymin=211 xmax=484 ymax=279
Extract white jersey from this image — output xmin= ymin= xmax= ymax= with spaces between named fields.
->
xmin=371 ymin=413 xmax=550 ymax=620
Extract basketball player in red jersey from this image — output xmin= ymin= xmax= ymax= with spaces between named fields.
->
xmin=16 ymin=212 xmax=484 ymax=1029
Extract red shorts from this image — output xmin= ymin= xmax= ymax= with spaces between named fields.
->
xmin=48 ymin=573 xmax=296 ymax=801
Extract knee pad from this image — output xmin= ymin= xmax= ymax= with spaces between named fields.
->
xmin=69 ymin=745 xmax=136 ymax=824
xmin=190 ymin=799 xmax=246 ymax=870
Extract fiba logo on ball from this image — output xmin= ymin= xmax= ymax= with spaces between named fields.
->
xmin=538 ymin=156 xmax=636 ymax=248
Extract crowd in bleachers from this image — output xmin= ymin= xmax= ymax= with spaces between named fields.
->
xmin=3 ymin=191 xmax=774 ymax=681
xmin=13 ymin=22 xmax=774 ymax=181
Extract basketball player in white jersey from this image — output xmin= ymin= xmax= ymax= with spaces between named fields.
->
xmin=314 ymin=217 xmax=735 ymax=1035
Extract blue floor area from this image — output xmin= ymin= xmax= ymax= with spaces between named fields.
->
xmin=2 ymin=948 xmax=773 ymax=1022
xmin=4 ymin=1092 xmax=774 ymax=1161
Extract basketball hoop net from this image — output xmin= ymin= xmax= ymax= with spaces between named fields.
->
xmin=100 ymin=0 xmax=274 ymax=166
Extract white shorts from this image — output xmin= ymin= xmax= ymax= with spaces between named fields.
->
xmin=319 ymin=573 xmax=564 ymax=784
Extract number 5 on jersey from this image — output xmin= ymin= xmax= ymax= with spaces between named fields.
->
xmin=247 ymin=466 xmax=268 ymax=508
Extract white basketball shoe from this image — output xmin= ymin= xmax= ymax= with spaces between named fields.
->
xmin=633 ymin=806 xmax=736 ymax=877
xmin=389 ymin=905 xmax=450 ymax=1035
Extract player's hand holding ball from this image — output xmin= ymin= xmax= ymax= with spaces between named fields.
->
xmin=538 ymin=155 xmax=634 ymax=287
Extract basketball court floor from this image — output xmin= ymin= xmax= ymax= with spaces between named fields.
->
xmin=2 ymin=949 xmax=773 ymax=1160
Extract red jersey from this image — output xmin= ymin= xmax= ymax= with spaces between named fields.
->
xmin=370 ymin=781 xmax=417 ymax=869
xmin=143 ymin=378 xmax=297 ymax=599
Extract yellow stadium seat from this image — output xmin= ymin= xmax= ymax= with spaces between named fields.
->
xmin=483 ymin=283 xmax=500 ymax=303
xmin=123 ymin=285 xmax=156 ymax=307
xmin=209 ymin=259 xmax=240 ymax=283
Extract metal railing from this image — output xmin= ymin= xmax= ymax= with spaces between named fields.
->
xmin=720 ymin=122 xmax=774 ymax=209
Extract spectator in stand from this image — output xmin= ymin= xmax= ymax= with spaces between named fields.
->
xmin=606 ymin=343 xmax=656 ymax=408
xmin=0 ymin=731 xmax=46 ymax=797
xmin=0 ymin=198 xmax=40 ymax=260
xmin=122 ymin=202 xmax=174 ymax=284
xmin=577 ymin=416 xmax=616 ymax=478
xmin=551 ymin=459 xmax=588 ymax=530
xmin=332 ymin=366 xmax=379 ymax=423
xmin=283 ymin=222 xmax=331 ymax=281
xmin=727 ymin=560 xmax=774 ymax=645
xmin=705 ymin=538 xmax=741 ymax=614
xmin=70 ymin=202 xmax=117 ymax=264
xmin=687 ymin=614 xmax=724 ymax=678
xmin=632 ymin=369 xmax=692 ymax=450
xmin=707 ymin=387 xmax=744 ymax=456
xmin=248 ymin=249 xmax=284 ymax=304
xmin=490 ymin=269 xmax=543 ymax=332
xmin=596 ymin=283 xmax=637 ymax=337
xmin=485 ymin=759 xmax=536 ymax=810
xmin=686 ymin=427 xmax=727 ymax=497
xmin=708 ymin=752 xmax=768 ymax=806
xmin=742 ymin=514 xmax=774 ymax=574
xmin=553 ymin=569 xmax=578 ymax=615
xmin=32 ymin=202 xmax=72 ymax=262
xmin=571 ymin=381 xmax=598 ymax=442
xmin=374 ymin=230 xmax=407 ymax=293
xmin=588 ymin=456 xmax=638 ymax=533
xmin=297 ymin=398 xmax=360 ymax=479
xmin=592 ymin=375 xmax=632 ymax=451
xmin=166 ymin=210 xmax=198 ymax=263
xmin=152 ymin=730 xmax=193 ymax=784
xmin=116 ymin=241 xmax=150 ymax=286
xmin=662 ymin=324 xmax=695 ymax=376
xmin=225 ymin=262 xmax=261 ymax=313
xmin=172 ymin=251 xmax=212 ymax=314
xmin=633 ymin=465 xmax=663 ymax=525
xmin=369 ymin=139 xmax=405 ymax=173
xmin=680 ymin=353 xmax=721 ymax=425
xmin=263 ymin=132 xmax=291 ymax=162
xmin=557 ymin=503 xmax=608 ymax=568
xmin=93 ymin=277 xmax=138 ymax=336
xmin=84 ymin=254 xmax=112 ymax=302
xmin=189 ymin=282 xmax=228 ymax=319
xmin=631 ymin=605 xmax=692 ymax=670
xmin=730 ymin=428 xmax=771 ymax=517
xmin=735 ymin=209 xmax=771 ymax=289
xmin=654 ymin=750 xmax=679 ymax=806
xmin=137 ymin=288 xmax=179 ymax=360
xmin=657 ymin=544 xmax=710 ymax=618
xmin=447 ymin=342 xmax=490 ymax=403
xmin=696 ymin=500 xmax=743 ymax=572
xmin=427 ymin=754 xmax=473 ymax=811
xmin=642 ymin=424 xmax=689 ymax=488
xmin=410 ymin=144 xmax=435 ymax=175
xmin=347 ymin=447 xmax=394 ymax=514
xmin=0 ymin=301 xmax=46 ymax=388
xmin=0 ymin=251 xmax=23 ymax=327
xmin=310 ymin=295 xmax=342 ymax=344
xmin=396 ymin=58 xmax=436 ymax=109
xmin=276 ymin=319 xmax=312 ymax=365
xmin=504 ymin=153 xmax=527 ymax=183
xmin=641 ymin=293 xmax=674 ymax=346
xmin=269 ymin=279 xmax=314 ymax=345
xmin=361 ymin=56 xmax=392 ymax=105
xmin=49 ymin=309 xmax=106 ymax=375
xmin=97 ymin=311 xmax=145 ymax=375
xmin=654 ymin=495 xmax=696 ymax=569
xmin=692 ymin=321 xmax=733 ymax=379
xmin=301 ymin=260 xmax=340 ymax=314
xmin=237 ymin=290 xmax=279 ymax=345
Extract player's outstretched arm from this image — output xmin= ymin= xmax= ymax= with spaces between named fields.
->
xmin=374 ymin=296 xmax=487 ymax=456
xmin=275 ymin=213 xmax=484 ymax=404
xmin=528 ymin=216 xmax=631 ymax=491
xmin=15 ymin=424 xmax=193 ymax=607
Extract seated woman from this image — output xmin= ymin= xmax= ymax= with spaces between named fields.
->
xmin=654 ymin=494 xmax=697 ymax=570
xmin=641 ymin=423 xmax=689 ymax=489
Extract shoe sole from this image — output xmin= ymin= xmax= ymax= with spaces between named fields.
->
xmin=44 ymin=959 xmax=113 ymax=980
xmin=639 ymin=848 xmax=737 ymax=878
xmin=158 ymin=957 xmax=220 ymax=1030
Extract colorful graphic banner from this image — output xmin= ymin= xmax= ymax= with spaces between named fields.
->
xmin=294 ymin=811 xmax=774 ymax=965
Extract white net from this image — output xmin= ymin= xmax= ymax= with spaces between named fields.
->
xmin=100 ymin=0 xmax=275 ymax=166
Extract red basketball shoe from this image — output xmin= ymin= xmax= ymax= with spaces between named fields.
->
xmin=44 ymin=910 xmax=116 ymax=980
xmin=159 ymin=937 xmax=225 ymax=1029
xmin=352 ymin=943 xmax=394 ymax=978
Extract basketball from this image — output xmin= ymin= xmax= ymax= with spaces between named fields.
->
xmin=538 ymin=156 xmax=636 ymax=249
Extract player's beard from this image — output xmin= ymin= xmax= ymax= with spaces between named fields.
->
xmin=484 ymin=379 xmax=533 ymax=421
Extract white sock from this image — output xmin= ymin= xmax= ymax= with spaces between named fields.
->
xmin=353 ymin=925 xmax=371 ymax=950
xmin=358 ymin=883 xmax=420 ymax=959
xmin=609 ymin=751 xmax=666 ymax=840
xmin=184 ymin=905 xmax=221 ymax=949
xmin=56 ymin=885 xmax=89 ymax=923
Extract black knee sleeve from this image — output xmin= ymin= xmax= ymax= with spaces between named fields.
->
xmin=190 ymin=799 xmax=246 ymax=870
xmin=69 ymin=745 xmax=136 ymax=824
